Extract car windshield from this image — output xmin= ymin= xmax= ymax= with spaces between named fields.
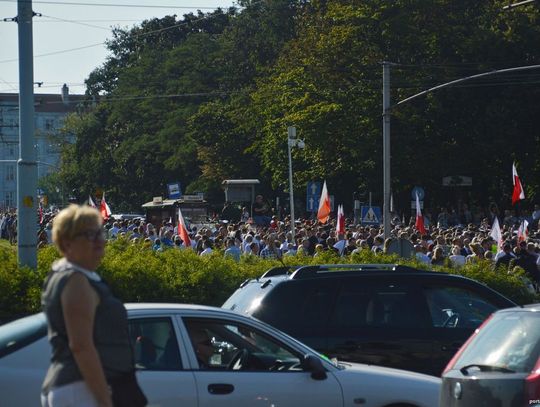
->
xmin=453 ymin=312 xmax=540 ymax=373
xmin=0 ymin=313 xmax=47 ymax=358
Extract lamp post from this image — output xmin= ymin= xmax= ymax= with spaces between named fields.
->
xmin=382 ymin=62 xmax=540 ymax=240
xmin=287 ymin=126 xmax=305 ymax=245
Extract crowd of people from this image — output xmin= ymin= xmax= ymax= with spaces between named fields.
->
xmin=3 ymin=199 xmax=540 ymax=287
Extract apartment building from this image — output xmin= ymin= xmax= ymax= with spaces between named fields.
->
xmin=0 ymin=85 xmax=84 ymax=208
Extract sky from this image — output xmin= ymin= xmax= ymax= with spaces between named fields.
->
xmin=0 ymin=0 xmax=235 ymax=95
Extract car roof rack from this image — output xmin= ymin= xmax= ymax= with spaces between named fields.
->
xmin=260 ymin=266 xmax=298 ymax=279
xmin=290 ymin=264 xmax=422 ymax=279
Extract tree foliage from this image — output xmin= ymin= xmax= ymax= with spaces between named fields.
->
xmin=59 ymin=0 xmax=540 ymax=213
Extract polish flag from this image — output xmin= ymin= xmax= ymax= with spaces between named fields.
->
xmin=336 ymin=204 xmax=345 ymax=235
xmin=517 ymin=220 xmax=529 ymax=243
xmin=415 ymin=192 xmax=426 ymax=235
xmin=100 ymin=192 xmax=112 ymax=221
xmin=38 ymin=202 xmax=43 ymax=224
xmin=512 ymin=162 xmax=525 ymax=205
xmin=88 ymin=195 xmax=97 ymax=208
xmin=490 ymin=217 xmax=503 ymax=251
xmin=177 ymin=207 xmax=191 ymax=248
xmin=317 ymin=181 xmax=331 ymax=224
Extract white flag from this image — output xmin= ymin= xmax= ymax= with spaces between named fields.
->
xmin=88 ymin=195 xmax=96 ymax=208
xmin=490 ymin=217 xmax=503 ymax=251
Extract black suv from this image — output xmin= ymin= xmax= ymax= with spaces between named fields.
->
xmin=223 ymin=264 xmax=516 ymax=376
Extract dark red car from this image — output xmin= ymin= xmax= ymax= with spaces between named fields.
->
xmin=441 ymin=304 xmax=540 ymax=406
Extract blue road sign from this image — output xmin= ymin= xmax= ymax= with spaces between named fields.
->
xmin=306 ymin=181 xmax=322 ymax=212
xmin=360 ymin=206 xmax=382 ymax=225
xmin=411 ymin=186 xmax=425 ymax=201
xmin=167 ymin=182 xmax=182 ymax=199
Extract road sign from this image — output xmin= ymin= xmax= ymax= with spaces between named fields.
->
xmin=386 ymin=238 xmax=415 ymax=257
xmin=167 ymin=182 xmax=182 ymax=199
xmin=306 ymin=181 xmax=322 ymax=212
xmin=360 ymin=206 xmax=381 ymax=225
xmin=411 ymin=186 xmax=425 ymax=201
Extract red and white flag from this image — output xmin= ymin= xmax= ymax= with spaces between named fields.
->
xmin=317 ymin=181 xmax=331 ymax=224
xmin=177 ymin=207 xmax=191 ymax=248
xmin=512 ymin=162 xmax=525 ymax=205
xmin=490 ymin=217 xmax=503 ymax=251
xmin=88 ymin=195 xmax=97 ymax=208
xmin=415 ymin=192 xmax=426 ymax=235
xmin=100 ymin=192 xmax=112 ymax=221
xmin=517 ymin=219 xmax=529 ymax=243
xmin=336 ymin=204 xmax=345 ymax=235
xmin=38 ymin=202 xmax=43 ymax=224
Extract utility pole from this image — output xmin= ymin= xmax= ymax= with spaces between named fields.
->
xmin=382 ymin=62 xmax=391 ymax=239
xmin=287 ymin=126 xmax=296 ymax=244
xmin=17 ymin=0 xmax=38 ymax=269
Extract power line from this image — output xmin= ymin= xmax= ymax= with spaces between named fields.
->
xmin=36 ymin=18 xmax=148 ymax=22
xmin=40 ymin=14 xmax=112 ymax=30
xmin=0 ymin=1 xmax=243 ymax=64
xmin=0 ymin=0 xmax=224 ymax=10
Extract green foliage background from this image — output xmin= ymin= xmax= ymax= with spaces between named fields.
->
xmin=0 ymin=242 xmax=537 ymax=321
xmin=45 ymin=0 xmax=540 ymax=212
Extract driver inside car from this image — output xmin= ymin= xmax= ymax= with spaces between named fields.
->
xmin=188 ymin=325 xmax=215 ymax=369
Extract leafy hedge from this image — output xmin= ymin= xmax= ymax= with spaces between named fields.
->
xmin=1 ymin=239 xmax=538 ymax=321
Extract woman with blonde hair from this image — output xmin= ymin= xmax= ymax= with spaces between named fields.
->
xmin=466 ymin=242 xmax=484 ymax=264
xmin=41 ymin=205 xmax=146 ymax=407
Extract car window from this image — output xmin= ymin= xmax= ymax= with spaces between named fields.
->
xmin=183 ymin=318 xmax=302 ymax=372
xmin=0 ymin=313 xmax=47 ymax=358
xmin=222 ymin=282 xmax=267 ymax=314
xmin=424 ymin=286 xmax=499 ymax=329
xmin=453 ymin=312 xmax=540 ymax=373
xmin=128 ymin=317 xmax=182 ymax=371
xmin=329 ymin=280 xmax=427 ymax=330
xmin=252 ymin=281 xmax=337 ymax=336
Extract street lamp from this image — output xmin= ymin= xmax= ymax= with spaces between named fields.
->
xmin=287 ymin=126 xmax=305 ymax=245
xmin=382 ymin=62 xmax=540 ymax=239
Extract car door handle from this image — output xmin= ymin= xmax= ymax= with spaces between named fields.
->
xmin=208 ymin=383 xmax=234 ymax=395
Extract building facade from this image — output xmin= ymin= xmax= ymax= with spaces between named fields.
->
xmin=0 ymin=85 xmax=83 ymax=209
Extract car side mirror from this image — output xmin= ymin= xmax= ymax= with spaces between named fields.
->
xmin=301 ymin=354 xmax=327 ymax=380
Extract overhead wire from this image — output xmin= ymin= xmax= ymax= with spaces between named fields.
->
xmin=0 ymin=0 xmax=223 ymax=10
xmin=39 ymin=14 xmax=113 ymax=30
xmin=0 ymin=0 xmax=246 ymax=64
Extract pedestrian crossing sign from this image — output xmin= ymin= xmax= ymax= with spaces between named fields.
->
xmin=360 ymin=206 xmax=381 ymax=225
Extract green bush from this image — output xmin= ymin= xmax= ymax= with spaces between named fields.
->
xmin=0 ymin=241 xmax=538 ymax=321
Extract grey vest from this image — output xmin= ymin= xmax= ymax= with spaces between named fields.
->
xmin=41 ymin=259 xmax=134 ymax=393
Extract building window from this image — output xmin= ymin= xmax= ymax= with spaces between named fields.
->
xmin=5 ymin=191 xmax=14 ymax=208
xmin=44 ymin=119 xmax=55 ymax=131
xmin=6 ymin=165 xmax=14 ymax=181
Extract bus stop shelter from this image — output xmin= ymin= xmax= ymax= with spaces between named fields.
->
xmin=222 ymin=179 xmax=260 ymax=215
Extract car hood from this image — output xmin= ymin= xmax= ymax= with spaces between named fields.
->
xmin=333 ymin=361 xmax=441 ymax=407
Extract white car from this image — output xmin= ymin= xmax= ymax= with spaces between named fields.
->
xmin=0 ymin=303 xmax=440 ymax=407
